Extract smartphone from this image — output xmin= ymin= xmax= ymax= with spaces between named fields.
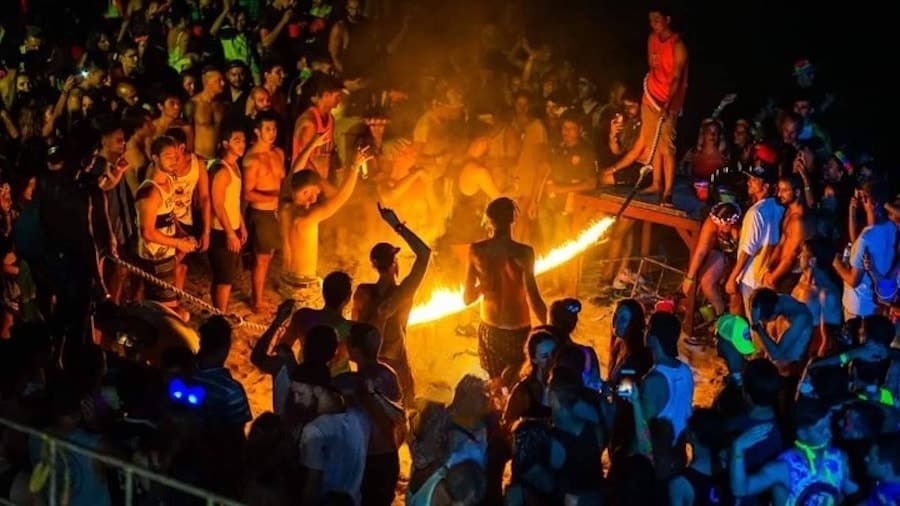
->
xmin=616 ymin=377 xmax=633 ymax=397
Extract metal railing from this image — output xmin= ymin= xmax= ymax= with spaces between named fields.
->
xmin=0 ymin=417 xmax=245 ymax=506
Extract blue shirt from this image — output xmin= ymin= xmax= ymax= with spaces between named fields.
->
xmin=193 ymin=367 xmax=252 ymax=427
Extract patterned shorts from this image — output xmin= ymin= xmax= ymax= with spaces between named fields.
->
xmin=477 ymin=323 xmax=530 ymax=379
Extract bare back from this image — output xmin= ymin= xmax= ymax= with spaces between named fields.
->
xmin=471 ymin=238 xmax=532 ymax=328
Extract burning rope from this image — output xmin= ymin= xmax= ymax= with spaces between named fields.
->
xmin=105 ymin=255 xmax=272 ymax=333
xmin=408 ymin=216 xmax=616 ymax=326
xmin=106 ymin=215 xmax=617 ymax=331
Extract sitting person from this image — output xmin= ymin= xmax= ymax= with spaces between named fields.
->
xmin=678 ymin=118 xmax=727 ymax=179
xmin=548 ymin=298 xmax=602 ymax=390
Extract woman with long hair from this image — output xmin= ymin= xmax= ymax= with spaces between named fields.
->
xmin=501 ymin=329 xmax=558 ymax=428
xmin=607 ymin=298 xmax=650 ymax=384
xmin=680 ymin=118 xmax=727 ymax=179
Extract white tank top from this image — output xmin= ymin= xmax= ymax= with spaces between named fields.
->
xmin=652 ymin=360 xmax=694 ymax=443
xmin=211 ymin=159 xmax=242 ymax=232
xmin=172 ymin=154 xmax=201 ymax=226
xmin=136 ymin=178 xmax=177 ymax=260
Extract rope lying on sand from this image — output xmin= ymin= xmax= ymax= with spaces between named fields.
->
xmin=105 ymin=255 xmax=274 ymax=333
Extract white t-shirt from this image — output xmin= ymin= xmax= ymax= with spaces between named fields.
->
xmin=738 ymin=197 xmax=784 ymax=289
xmin=843 ymin=220 xmax=897 ymax=317
xmin=299 ymin=408 xmax=371 ymax=505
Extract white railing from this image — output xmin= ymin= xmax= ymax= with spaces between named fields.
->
xmin=0 ymin=416 xmax=245 ymax=506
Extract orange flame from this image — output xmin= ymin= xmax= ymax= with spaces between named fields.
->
xmin=408 ymin=217 xmax=616 ymax=326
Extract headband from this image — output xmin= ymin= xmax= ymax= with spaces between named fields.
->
xmin=709 ymin=202 xmax=741 ymax=226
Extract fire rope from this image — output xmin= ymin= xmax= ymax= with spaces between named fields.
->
xmin=408 ymin=216 xmax=616 ymax=326
xmin=105 ymin=255 xmax=272 ymax=333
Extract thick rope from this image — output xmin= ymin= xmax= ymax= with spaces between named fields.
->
xmin=105 ymin=255 xmax=272 ymax=333
xmin=641 ymin=74 xmax=667 ymax=167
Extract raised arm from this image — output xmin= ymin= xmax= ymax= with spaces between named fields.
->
xmin=250 ymin=300 xmax=296 ymax=375
xmin=308 ymin=148 xmax=371 ymax=222
xmin=375 ymin=204 xmax=432 ymax=318
xmin=291 ymin=131 xmax=328 ymax=174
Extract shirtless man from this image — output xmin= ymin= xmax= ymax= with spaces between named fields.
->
xmin=122 ymin=108 xmax=155 ymax=191
xmin=187 ymin=67 xmax=226 ymax=159
xmin=243 ymin=111 xmax=286 ymax=311
xmin=280 ymin=147 xmax=371 ymax=284
xmin=291 ymin=74 xmax=343 ymax=180
xmin=163 ymin=128 xmax=211 ymax=291
xmin=464 ymin=197 xmax=547 ymax=380
xmin=135 ymin=136 xmax=198 ymax=312
xmin=352 ymin=203 xmax=431 ymax=404
xmin=152 ymin=91 xmax=193 ymax=152
xmin=762 ymin=174 xmax=814 ymax=292
xmin=748 ymin=287 xmax=813 ymax=376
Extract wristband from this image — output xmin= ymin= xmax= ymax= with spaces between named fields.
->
xmin=684 ymin=276 xmax=694 ymax=283
xmin=839 ymin=353 xmax=849 ymax=366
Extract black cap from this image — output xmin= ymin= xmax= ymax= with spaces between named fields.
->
xmin=370 ymin=242 xmax=400 ymax=270
xmin=743 ymin=163 xmax=778 ymax=185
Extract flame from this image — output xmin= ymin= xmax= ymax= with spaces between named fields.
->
xmin=408 ymin=217 xmax=616 ymax=326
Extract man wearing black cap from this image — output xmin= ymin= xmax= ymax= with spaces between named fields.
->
xmin=726 ymin=163 xmax=784 ymax=319
xmin=464 ymin=197 xmax=546 ymax=380
xmin=352 ymin=203 xmax=431 ymax=405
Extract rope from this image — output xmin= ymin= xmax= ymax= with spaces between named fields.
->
xmin=105 ymin=255 xmax=272 ymax=333
xmin=641 ymin=74 xmax=668 ymax=169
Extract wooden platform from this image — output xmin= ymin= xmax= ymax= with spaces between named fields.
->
xmin=571 ymin=178 xmax=705 ymax=334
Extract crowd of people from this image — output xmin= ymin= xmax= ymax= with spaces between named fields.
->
xmin=0 ymin=0 xmax=898 ymax=505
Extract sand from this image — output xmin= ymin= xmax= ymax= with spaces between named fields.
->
xmin=178 ymin=250 xmax=726 ymax=505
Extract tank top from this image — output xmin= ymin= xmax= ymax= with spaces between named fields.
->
xmin=210 ymin=160 xmax=242 ymax=232
xmin=304 ymin=106 xmax=334 ymax=175
xmin=652 ymin=360 xmax=694 ymax=443
xmin=136 ymin=179 xmax=177 ymax=260
xmin=646 ymin=33 xmax=688 ymax=111
xmin=172 ymin=154 xmax=201 ymax=226
xmin=679 ymin=467 xmax=732 ymax=506
xmin=777 ymin=447 xmax=845 ymax=506
xmin=406 ymin=466 xmax=447 ymax=506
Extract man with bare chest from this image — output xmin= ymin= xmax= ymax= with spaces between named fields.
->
xmin=280 ymin=147 xmax=371 ymax=284
xmin=464 ymin=197 xmax=547 ymax=380
xmin=188 ymin=67 xmax=226 ymax=159
xmin=243 ymin=112 xmax=286 ymax=312
xmin=762 ymin=174 xmax=814 ymax=293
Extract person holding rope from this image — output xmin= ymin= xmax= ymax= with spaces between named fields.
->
xmin=134 ymin=136 xmax=199 ymax=318
xmin=601 ymin=4 xmax=687 ymax=206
